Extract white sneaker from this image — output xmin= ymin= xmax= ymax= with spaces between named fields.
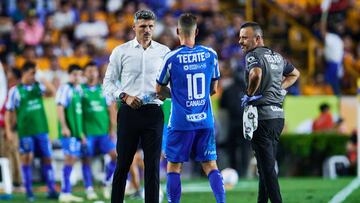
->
xmin=125 ymin=180 xmax=136 ymax=196
xmin=85 ymin=187 xmax=98 ymax=200
xmin=103 ymin=185 xmax=111 ymax=200
xmin=58 ymin=193 xmax=84 ymax=203
xmin=159 ymin=187 xmax=164 ymax=202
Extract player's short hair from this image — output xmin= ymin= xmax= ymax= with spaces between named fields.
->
xmin=134 ymin=10 xmax=156 ymax=23
xmin=68 ymin=64 xmax=82 ymax=74
xmin=178 ymin=13 xmax=197 ymax=36
xmin=22 ymin=61 xmax=36 ymax=73
xmin=84 ymin=61 xmax=97 ymax=70
xmin=320 ymin=103 xmax=330 ymax=112
xmin=11 ymin=67 xmax=22 ymax=79
xmin=240 ymin=22 xmax=263 ymax=38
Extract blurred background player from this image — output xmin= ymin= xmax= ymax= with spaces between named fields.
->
xmin=81 ymin=62 xmax=117 ymax=200
xmin=0 ymin=63 xmax=23 ymax=197
xmin=156 ymin=13 xmax=225 ymax=203
xmin=4 ymin=61 xmax=58 ymax=201
xmin=312 ymin=102 xmax=334 ymax=133
xmin=56 ymin=64 xmax=84 ymax=203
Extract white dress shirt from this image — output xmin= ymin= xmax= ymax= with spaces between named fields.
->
xmin=103 ymin=38 xmax=170 ymax=104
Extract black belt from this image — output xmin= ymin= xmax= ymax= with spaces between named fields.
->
xmin=255 ymin=103 xmax=282 ymax=108
xmin=122 ymin=103 xmax=161 ymax=109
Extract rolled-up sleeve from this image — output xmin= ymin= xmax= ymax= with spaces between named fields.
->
xmin=103 ymin=47 xmax=123 ymax=101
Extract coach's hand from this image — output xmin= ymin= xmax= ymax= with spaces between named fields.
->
xmin=241 ymin=94 xmax=263 ymax=107
xmin=125 ymin=95 xmax=142 ymax=109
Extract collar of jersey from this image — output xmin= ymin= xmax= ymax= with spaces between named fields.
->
xmin=247 ymin=46 xmax=270 ymax=53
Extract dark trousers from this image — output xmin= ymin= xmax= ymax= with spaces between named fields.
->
xmin=251 ymin=118 xmax=284 ymax=203
xmin=111 ymin=104 xmax=164 ymax=203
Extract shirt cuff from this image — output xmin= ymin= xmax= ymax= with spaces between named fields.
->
xmin=114 ymin=89 xmax=123 ymax=100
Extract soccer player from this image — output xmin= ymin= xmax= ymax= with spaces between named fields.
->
xmin=81 ymin=62 xmax=117 ymax=200
xmin=4 ymin=61 xmax=58 ymax=201
xmin=56 ymin=64 xmax=84 ymax=202
xmin=156 ymin=13 xmax=226 ymax=203
xmin=239 ymin=22 xmax=300 ymax=203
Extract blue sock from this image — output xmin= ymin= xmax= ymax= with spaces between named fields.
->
xmin=22 ymin=165 xmax=33 ymax=196
xmin=42 ymin=164 xmax=56 ymax=193
xmin=208 ymin=170 xmax=226 ymax=203
xmin=167 ymin=172 xmax=181 ymax=203
xmin=62 ymin=165 xmax=72 ymax=193
xmin=82 ymin=163 xmax=93 ymax=189
xmin=105 ymin=160 xmax=116 ymax=182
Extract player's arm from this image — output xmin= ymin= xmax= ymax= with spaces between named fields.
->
xmin=4 ymin=110 xmax=15 ymax=141
xmin=211 ymin=50 xmax=220 ymax=96
xmin=320 ymin=0 xmax=331 ymax=39
xmin=56 ymin=86 xmax=71 ymax=136
xmin=4 ymin=87 xmax=18 ymax=140
xmin=210 ymin=80 xmax=218 ymax=96
xmin=108 ymin=102 xmax=117 ymax=136
xmin=57 ymin=105 xmax=70 ymax=137
xmin=39 ymin=78 xmax=56 ymax=97
xmin=156 ymin=84 xmax=171 ymax=99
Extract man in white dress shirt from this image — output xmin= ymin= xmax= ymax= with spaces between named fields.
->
xmin=103 ymin=10 xmax=170 ymax=203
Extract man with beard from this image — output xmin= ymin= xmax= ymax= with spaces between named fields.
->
xmin=239 ymin=22 xmax=300 ymax=203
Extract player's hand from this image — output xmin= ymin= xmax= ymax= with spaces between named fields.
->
xmin=81 ymin=136 xmax=87 ymax=145
xmin=241 ymin=94 xmax=263 ymax=107
xmin=125 ymin=95 xmax=142 ymax=109
xmin=62 ymin=126 xmax=71 ymax=137
xmin=109 ymin=129 xmax=117 ymax=141
xmin=157 ymin=94 xmax=166 ymax=101
xmin=5 ymin=129 xmax=13 ymax=141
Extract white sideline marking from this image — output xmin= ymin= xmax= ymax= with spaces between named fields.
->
xmin=329 ymin=178 xmax=360 ymax=203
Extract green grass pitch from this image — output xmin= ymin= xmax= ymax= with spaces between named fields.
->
xmin=5 ymin=177 xmax=360 ymax=203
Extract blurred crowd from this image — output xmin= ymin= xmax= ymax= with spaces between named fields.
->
xmin=271 ymin=0 xmax=360 ymax=95
xmin=0 ymin=0 xmax=358 ymax=95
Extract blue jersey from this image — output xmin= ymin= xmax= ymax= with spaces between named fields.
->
xmin=157 ymin=45 xmax=220 ymax=130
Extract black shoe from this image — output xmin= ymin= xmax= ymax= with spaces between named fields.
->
xmin=47 ymin=191 xmax=59 ymax=199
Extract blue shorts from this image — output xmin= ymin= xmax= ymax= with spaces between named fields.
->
xmin=82 ymin=135 xmax=116 ymax=157
xmin=19 ymin=133 xmax=52 ymax=157
xmin=165 ymin=128 xmax=217 ymax=163
xmin=61 ymin=137 xmax=82 ymax=157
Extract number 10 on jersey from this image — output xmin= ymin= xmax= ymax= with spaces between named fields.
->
xmin=186 ymin=73 xmax=205 ymax=100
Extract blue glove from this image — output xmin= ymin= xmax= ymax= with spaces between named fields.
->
xmin=241 ymin=94 xmax=263 ymax=107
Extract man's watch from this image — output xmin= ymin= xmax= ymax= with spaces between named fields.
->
xmin=119 ymin=92 xmax=128 ymax=103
